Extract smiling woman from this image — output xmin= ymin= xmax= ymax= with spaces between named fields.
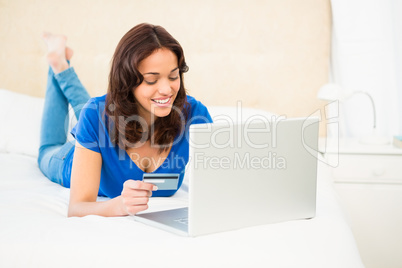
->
xmin=37 ymin=23 xmax=213 ymax=217
xmin=135 ymin=50 xmax=181 ymax=125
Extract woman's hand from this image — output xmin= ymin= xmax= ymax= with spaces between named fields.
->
xmin=120 ymin=180 xmax=158 ymax=215
xmin=69 ymin=142 xmax=158 ymax=217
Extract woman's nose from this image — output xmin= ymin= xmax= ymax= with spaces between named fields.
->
xmin=158 ymin=79 xmax=171 ymax=95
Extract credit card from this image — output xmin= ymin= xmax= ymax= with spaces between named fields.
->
xmin=142 ymin=173 xmax=180 ymax=190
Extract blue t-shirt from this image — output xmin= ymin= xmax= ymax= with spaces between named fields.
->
xmin=62 ymin=94 xmax=212 ymax=198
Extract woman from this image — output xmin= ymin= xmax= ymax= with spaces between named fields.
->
xmin=38 ymin=23 xmax=212 ymax=217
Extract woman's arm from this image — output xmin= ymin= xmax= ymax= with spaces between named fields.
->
xmin=68 ymin=142 xmax=155 ymax=217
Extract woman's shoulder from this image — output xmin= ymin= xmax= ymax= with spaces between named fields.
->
xmin=185 ymin=95 xmax=207 ymax=109
xmin=80 ymin=94 xmax=107 ymax=113
xmin=84 ymin=94 xmax=107 ymax=106
xmin=185 ymin=95 xmax=197 ymax=104
xmin=185 ymin=95 xmax=212 ymax=123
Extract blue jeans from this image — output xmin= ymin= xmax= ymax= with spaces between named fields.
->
xmin=38 ymin=66 xmax=90 ymax=185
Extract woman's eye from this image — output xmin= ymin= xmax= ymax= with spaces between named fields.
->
xmin=169 ymin=76 xmax=179 ymax=81
xmin=145 ymin=80 xmax=157 ymax=85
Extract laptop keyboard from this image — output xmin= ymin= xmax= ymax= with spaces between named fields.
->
xmin=173 ymin=217 xmax=189 ymax=225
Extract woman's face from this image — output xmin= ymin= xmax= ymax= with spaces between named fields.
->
xmin=134 ymin=48 xmax=181 ymax=124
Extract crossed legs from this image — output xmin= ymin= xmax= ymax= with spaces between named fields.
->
xmin=38 ymin=33 xmax=90 ymax=184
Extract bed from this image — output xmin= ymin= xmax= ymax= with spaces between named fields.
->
xmin=0 ymin=89 xmax=364 ymax=268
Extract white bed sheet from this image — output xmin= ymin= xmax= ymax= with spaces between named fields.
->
xmin=0 ymin=152 xmax=364 ymax=268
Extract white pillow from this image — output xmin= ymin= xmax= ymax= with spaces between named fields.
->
xmin=0 ymin=89 xmax=44 ymax=157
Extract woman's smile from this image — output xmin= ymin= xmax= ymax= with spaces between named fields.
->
xmin=151 ymin=95 xmax=173 ymax=106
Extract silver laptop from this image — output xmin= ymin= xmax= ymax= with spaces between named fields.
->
xmin=134 ymin=116 xmax=319 ymax=236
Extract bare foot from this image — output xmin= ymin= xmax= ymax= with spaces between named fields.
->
xmin=42 ymin=32 xmax=71 ymax=74
xmin=66 ymin=46 xmax=74 ymax=61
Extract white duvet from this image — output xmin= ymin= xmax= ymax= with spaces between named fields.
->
xmin=0 ymin=89 xmax=364 ymax=267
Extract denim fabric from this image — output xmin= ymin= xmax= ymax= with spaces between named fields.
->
xmin=38 ymin=66 xmax=90 ymax=185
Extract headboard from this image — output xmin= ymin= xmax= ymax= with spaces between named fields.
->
xmin=0 ymin=0 xmax=331 ymax=135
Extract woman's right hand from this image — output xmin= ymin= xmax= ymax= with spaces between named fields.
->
xmin=120 ymin=180 xmax=158 ymax=215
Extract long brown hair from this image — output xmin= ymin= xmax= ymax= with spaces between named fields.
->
xmin=106 ymin=23 xmax=189 ymax=152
